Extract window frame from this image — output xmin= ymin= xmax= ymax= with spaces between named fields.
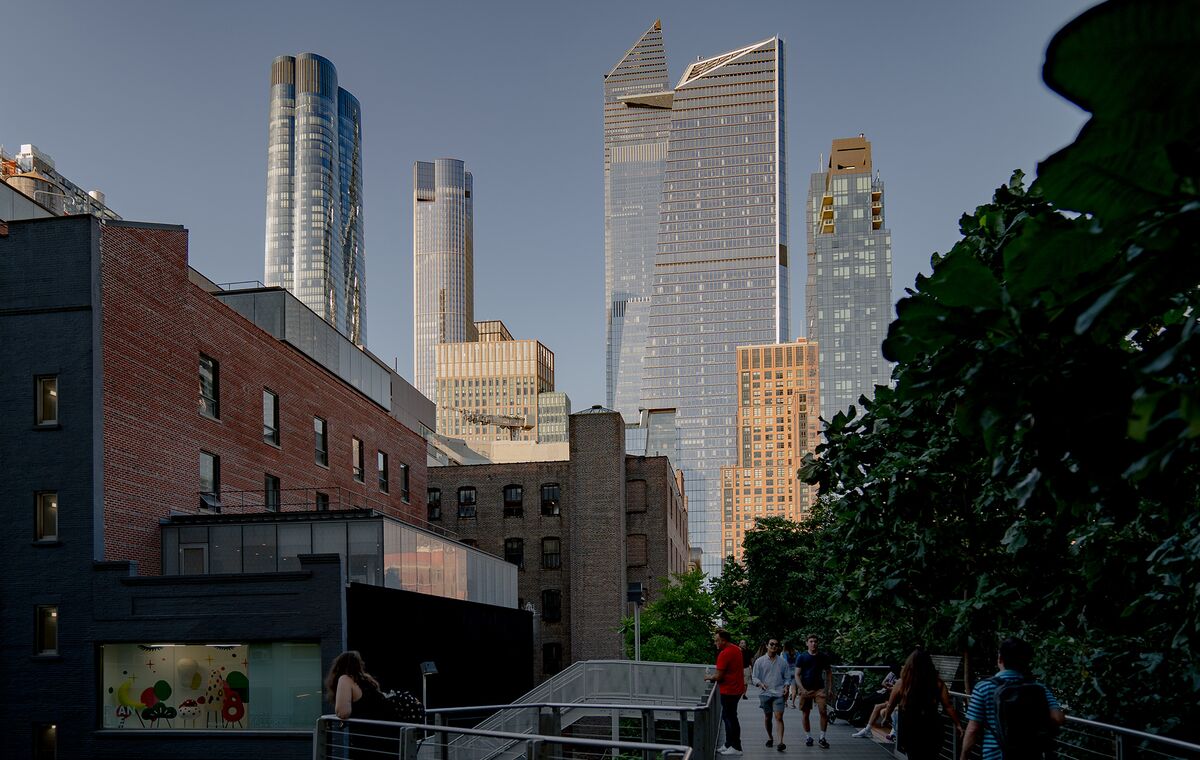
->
xmin=541 ymin=589 xmax=562 ymax=622
xmin=540 ymin=483 xmax=561 ymax=516
xmin=200 ymin=451 xmax=221 ymax=509
xmin=264 ymin=473 xmax=281 ymax=512
xmin=399 ymin=463 xmax=410 ymax=502
xmin=351 ymin=437 xmax=364 ymax=482
xmin=35 ymin=605 xmax=58 ymax=655
xmin=377 ymin=451 xmax=389 ymax=493
xmin=35 ymin=375 xmax=59 ymax=427
xmin=457 ymin=487 xmax=477 ymax=518
xmin=503 ymin=537 xmax=525 ymax=570
xmin=314 ymin=417 xmax=329 ymax=467
xmin=199 ymin=354 xmax=220 ymax=419
xmin=262 ymin=389 xmax=280 ymax=446
xmin=427 ymin=488 xmax=442 ymax=521
xmin=503 ymin=484 xmax=524 ymax=518
xmin=315 ymin=492 xmax=329 ymax=511
xmin=35 ymin=491 xmax=58 ymax=542
xmin=542 ymin=537 xmax=562 ymax=570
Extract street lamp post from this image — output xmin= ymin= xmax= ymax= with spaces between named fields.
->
xmin=627 ymin=582 xmax=645 ymax=661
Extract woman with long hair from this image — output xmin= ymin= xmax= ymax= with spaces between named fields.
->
xmin=324 ymin=651 xmax=391 ymax=758
xmin=878 ymin=649 xmax=962 ymax=760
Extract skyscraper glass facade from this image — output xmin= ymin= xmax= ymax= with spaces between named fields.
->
xmin=604 ymin=21 xmax=671 ymax=424
xmin=805 ymin=136 xmax=892 ymax=418
xmin=641 ymin=38 xmax=788 ymax=575
xmin=413 ymin=158 xmax=476 ymax=399
xmin=264 ymin=53 xmax=366 ymax=344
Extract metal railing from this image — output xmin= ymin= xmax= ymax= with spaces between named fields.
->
xmin=313 ymin=716 xmax=693 ymax=760
xmin=427 ymin=661 xmax=719 ymax=760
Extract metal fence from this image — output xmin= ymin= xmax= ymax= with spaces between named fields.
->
xmin=313 ymin=717 xmax=693 ymax=760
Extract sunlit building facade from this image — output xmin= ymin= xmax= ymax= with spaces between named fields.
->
xmin=640 ymin=37 xmax=789 ymax=576
xmin=537 ymin=391 xmax=572 ymax=443
xmin=435 ymin=321 xmax=555 ymax=444
xmin=720 ymin=340 xmax=819 ymax=562
xmin=604 ymin=20 xmax=672 ymax=423
xmin=413 ymin=158 xmax=476 ymax=400
xmin=264 ymin=53 xmax=366 ymax=344
xmin=805 ymin=135 xmax=892 ymax=418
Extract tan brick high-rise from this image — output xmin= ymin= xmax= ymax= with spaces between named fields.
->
xmin=720 ymin=340 xmax=820 ymax=562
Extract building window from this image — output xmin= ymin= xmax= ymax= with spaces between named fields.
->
xmin=35 ymin=376 xmax=58 ymax=426
xmin=503 ymin=484 xmax=524 ymax=518
xmin=99 ymin=642 xmax=322 ymax=729
xmin=427 ymin=489 xmax=442 ymax=520
xmin=36 ymin=606 xmax=57 ymax=655
xmin=543 ymin=642 xmax=563 ymax=675
xmin=540 ymin=483 xmax=561 ymax=516
xmin=314 ymin=417 xmax=328 ymax=466
xmin=457 ymin=487 xmax=476 ymax=518
xmin=33 ymin=723 xmax=56 ymax=760
xmin=180 ymin=543 xmax=207 ymax=574
xmin=377 ymin=451 xmax=389 ymax=493
xmin=352 ymin=438 xmax=364 ymax=482
xmin=504 ymin=538 xmax=524 ymax=569
xmin=399 ymin=463 xmax=410 ymax=502
xmin=200 ymin=451 xmax=220 ymax=510
xmin=541 ymin=589 xmax=562 ymax=622
xmin=315 ymin=492 xmax=329 ymax=511
xmin=199 ymin=354 xmax=219 ymax=419
xmin=263 ymin=389 xmax=279 ymax=445
xmin=542 ymin=537 xmax=562 ymax=570
xmin=264 ymin=474 xmax=281 ymax=512
xmin=35 ymin=492 xmax=58 ymax=541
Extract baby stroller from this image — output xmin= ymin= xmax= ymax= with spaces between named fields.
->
xmin=827 ymin=670 xmax=863 ymax=725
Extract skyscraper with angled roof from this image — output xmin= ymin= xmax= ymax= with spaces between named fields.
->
xmin=604 ymin=20 xmax=671 ymax=424
xmin=615 ymin=34 xmax=788 ymax=575
xmin=264 ymin=53 xmax=366 ymax=345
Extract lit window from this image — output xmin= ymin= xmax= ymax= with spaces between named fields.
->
xmin=36 ymin=606 xmax=58 ymax=655
xmin=351 ymin=438 xmax=364 ymax=482
xmin=314 ymin=417 xmax=328 ymax=466
xmin=35 ymin=376 xmax=58 ymax=426
xmin=262 ymin=390 xmax=279 ymax=445
xmin=540 ymin=483 xmax=561 ymax=516
xmin=33 ymin=723 xmax=56 ymax=759
xmin=199 ymin=355 xmax=219 ymax=418
xmin=36 ymin=492 xmax=58 ymax=541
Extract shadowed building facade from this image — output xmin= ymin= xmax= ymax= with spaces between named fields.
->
xmin=805 ymin=135 xmax=892 ymax=418
xmin=264 ymin=53 xmax=366 ymax=345
xmin=413 ymin=158 xmax=476 ymax=400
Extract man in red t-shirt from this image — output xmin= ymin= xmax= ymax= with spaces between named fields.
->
xmin=705 ymin=629 xmax=746 ymax=754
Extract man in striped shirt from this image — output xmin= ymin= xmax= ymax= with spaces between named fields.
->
xmin=960 ymin=637 xmax=1066 ymax=760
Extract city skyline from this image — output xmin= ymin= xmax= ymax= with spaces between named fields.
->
xmin=0 ymin=1 xmax=1093 ymax=415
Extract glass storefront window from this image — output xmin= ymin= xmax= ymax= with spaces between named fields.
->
xmin=100 ymin=642 xmax=320 ymax=730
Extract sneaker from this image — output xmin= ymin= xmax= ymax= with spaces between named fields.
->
xmin=717 ymin=747 xmax=736 ymax=755
xmin=805 ymin=737 xmax=814 ymax=747
xmin=765 ymin=739 xmax=773 ymax=747
xmin=776 ymin=743 xmax=786 ymax=752
xmin=818 ymin=738 xmax=830 ymax=749
xmin=884 ymin=733 xmax=895 ymax=743
xmin=851 ymin=727 xmax=871 ymax=738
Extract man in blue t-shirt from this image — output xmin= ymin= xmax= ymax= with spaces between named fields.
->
xmin=793 ymin=634 xmax=833 ymax=749
xmin=960 ymin=637 xmax=1066 ymax=760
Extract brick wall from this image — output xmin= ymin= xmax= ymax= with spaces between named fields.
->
xmin=98 ymin=222 xmax=427 ymax=574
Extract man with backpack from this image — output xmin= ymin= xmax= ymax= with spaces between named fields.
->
xmin=959 ymin=637 xmax=1066 ymax=760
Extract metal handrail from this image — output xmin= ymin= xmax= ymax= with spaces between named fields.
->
xmin=428 ymin=701 xmax=710 ymax=715
xmin=313 ymin=715 xmax=693 ymax=760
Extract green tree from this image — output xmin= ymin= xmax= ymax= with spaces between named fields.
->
xmin=622 ymin=569 xmax=717 ymax=664
xmin=709 ymin=556 xmax=752 ymax=640
xmin=794 ymin=0 xmax=1199 ymax=736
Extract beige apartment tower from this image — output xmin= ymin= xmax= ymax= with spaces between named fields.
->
xmin=720 ymin=340 xmax=820 ymax=562
xmin=436 ymin=320 xmax=554 ymax=443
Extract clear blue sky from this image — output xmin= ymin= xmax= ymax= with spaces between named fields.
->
xmin=1 ymin=0 xmax=1093 ymax=408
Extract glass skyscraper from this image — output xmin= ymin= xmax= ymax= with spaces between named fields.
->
xmin=413 ymin=158 xmax=476 ymax=400
xmin=604 ymin=20 xmax=671 ymax=423
xmin=264 ymin=53 xmax=366 ymax=345
xmin=805 ymin=135 xmax=892 ymax=418
xmin=635 ymin=36 xmax=789 ymax=576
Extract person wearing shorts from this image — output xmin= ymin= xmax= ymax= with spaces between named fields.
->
xmin=794 ymin=634 xmax=833 ymax=749
xmin=752 ymin=639 xmax=792 ymax=751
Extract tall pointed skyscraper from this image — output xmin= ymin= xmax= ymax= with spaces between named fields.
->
xmin=640 ymin=37 xmax=789 ymax=575
xmin=604 ymin=20 xmax=671 ymax=423
xmin=805 ymin=135 xmax=892 ymax=418
xmin=413 ymin=159 xmax=476 ymax=400
xmin=264 ymin=53 xmax=366 ymax=344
